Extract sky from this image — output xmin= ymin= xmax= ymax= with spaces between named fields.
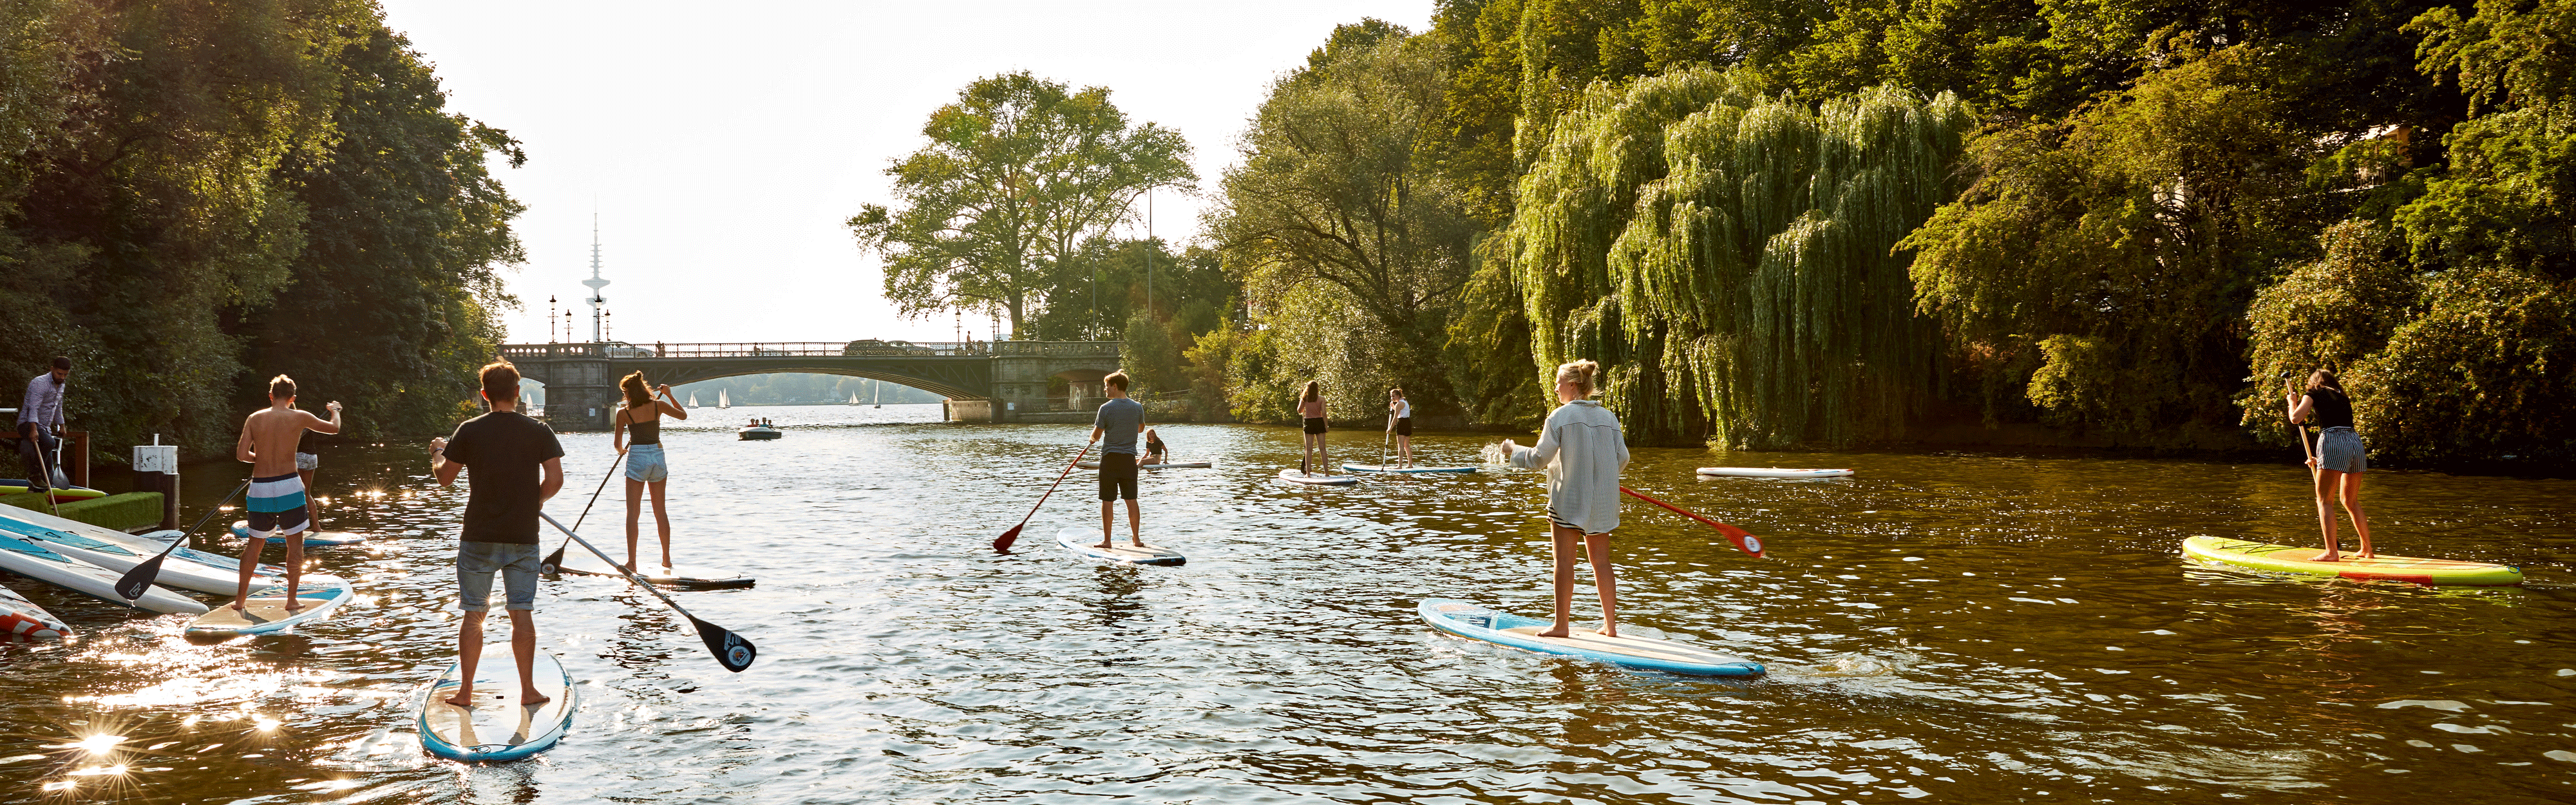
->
xmin=377 ymin=0 xmax=1437 ymax=347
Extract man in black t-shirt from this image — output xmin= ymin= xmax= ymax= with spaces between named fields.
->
xmin=429 ymin=360 xmax=564 ymax=707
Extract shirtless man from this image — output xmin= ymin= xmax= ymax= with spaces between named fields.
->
xmin=231 ymin=375 xmax=341 ymax=611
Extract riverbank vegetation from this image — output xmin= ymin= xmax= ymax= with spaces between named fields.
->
xmin=1188 ymin=1 xmax=2573 ymax=461
xmin=0 ymin=0 xmax=524 ymax=457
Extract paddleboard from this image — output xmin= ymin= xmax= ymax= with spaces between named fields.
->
xmin=1276 ymin=468 xmax=1358 ymax=486
xmin=0 ymin=530 xmax=204 ymax=614
xmin=0 ymin=583 xmax=70 ymax=641
xmin=0 ymin=482 xmax=106 ymax=502
xmin=1076 ymin=460 xmax=1213 ymax=469
xmin=133 ymin=529 xmax=290 ymax=580
xmin=0 ymin=509 xmax=271 ymax=594
xmin=2181 ymin=535 xmax=2524 ymax=586
xmin=1418 ymin=599 xmax=1764 ymax=677
xmin=1343 ymin=464 xmax=1478 ymax=473
xmin=418 ymin=645 xmax=577 ymax=762
xmin=185 ymin=575 xmax=353 ymax=636
xmin=547 ymin=543 xmax=755 ymax=589
xmin=1696 ymin=467 xmax=1853 ymax=478
xmin=1054 ymin=527 xmax=1185 ymax=566
xmin=231 ymin=520 xmax=368 ymax=547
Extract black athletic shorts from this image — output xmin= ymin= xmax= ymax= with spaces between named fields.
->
xmin=1395 ymin=417 xmax=1413 ymax=437
xmin=1096 ymin=451 xmax=1139 ymax=500
xmin=1302 ymin=417 xmax=1327 ymax=435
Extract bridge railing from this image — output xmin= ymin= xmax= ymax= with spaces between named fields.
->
xmin=500 ymin=341 xmax=1120 ymax=359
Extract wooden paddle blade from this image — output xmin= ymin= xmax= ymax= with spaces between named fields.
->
xmin=694 ymin=617 xmax=757 ymax=672
xmin=992 ymin=524 xmax=1023 ymax=553
xmin=1715 ymin=522 xmax=1765 ymax=558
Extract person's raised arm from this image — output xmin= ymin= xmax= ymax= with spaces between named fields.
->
xmin=2284 ymin=380 xmax=2313 ymax=425
xmin=538 ymin=456 xmax=564 ymax=502
xmin=307 ymin=401 xmax=343 ymax=435
xmin=430 ymin=437 xmax=462 ymax=487
xmin=1505 ymin=416 xmax=1562 ymax=470
xmin=658 ymin=384 xmax=687 ymax=421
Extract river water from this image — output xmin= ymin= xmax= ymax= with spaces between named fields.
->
xmin=1 ymin=402 xmax=2571 ymax=804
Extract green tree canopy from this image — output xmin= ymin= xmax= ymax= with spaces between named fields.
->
xmin=849 ymin=72 xmax=1195 ymax=339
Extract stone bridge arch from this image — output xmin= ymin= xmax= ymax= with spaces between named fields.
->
xmin=499 ymin=341 xmax=1121 ymax=430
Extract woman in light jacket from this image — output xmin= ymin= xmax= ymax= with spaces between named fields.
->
xmin=1499 ymin=359 xmax=1631 ymax=638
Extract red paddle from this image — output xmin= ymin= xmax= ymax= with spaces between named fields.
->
xmin=994 ymin=443 xmax=1093 ymax=552
xmin=1621 ymin=487 xmax=1766 ymax=558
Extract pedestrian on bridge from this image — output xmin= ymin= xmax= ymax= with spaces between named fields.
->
xmin=614 ymin=371 xmax=688 ymax=573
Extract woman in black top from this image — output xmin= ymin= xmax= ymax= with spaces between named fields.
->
xmin=2286 ymin=370 xmax=2372 ymax=561
xmin=614 ymin=372 xmax=688 ymax=572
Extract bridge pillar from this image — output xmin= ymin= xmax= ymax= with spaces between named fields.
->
xmin=503 ymin=346 xmax=617 ymax=431
xmin=987 ymin=355 xmax=1054 ymax=422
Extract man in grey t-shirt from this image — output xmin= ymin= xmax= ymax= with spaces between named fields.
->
xmin=1088 ymin=371 xmax=1146 ymax=549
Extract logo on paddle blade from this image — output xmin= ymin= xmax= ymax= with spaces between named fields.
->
xmin=1741 ymin=535 xmax=1763 ymax=554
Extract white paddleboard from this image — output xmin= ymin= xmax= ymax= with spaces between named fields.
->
xmin=418 ymin=645 xmax=577 ymax=762
xmin=549 ymin=544 xmax=755 ymax=589
xmin=1077 ymin=460 xmax=1213 ymax=469
xmin=1343 ymin=464 xmax=1478 ymax=473
xmin=0 ymin=529 xmax=204 ymax=614
xmin=0 ymin=583 xmax=70 ymax=641
xmin=1419 ymin=599 xmax=1764 ymax=676
xmin=1054 ymin=527 xmax=1185 ymax=566
xmin=1276 ymin=468 xmax=1358 ymax=486
xmin=0 ymin=509 xmax=279 ymax=594
xmin=231 ymin=520 xmax=368 ymax=547
xmin=186 ymin=575 xmax=353 ymax=636
xmin=1696 ymin=467 xmax=1853 ymax=478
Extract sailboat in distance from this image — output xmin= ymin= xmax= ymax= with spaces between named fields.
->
xmin=848 ymin=390 xmax=861 ymax=406
xmin=718 ymin=388 xmax=730 ymax=410
xmin=873 ymin=379 xmax=883 ymax=408
xmin=688 ymin=391 xmax=699 ymax=408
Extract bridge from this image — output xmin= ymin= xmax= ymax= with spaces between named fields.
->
xmin=498 ymin=340 xmax=1122 ymax=430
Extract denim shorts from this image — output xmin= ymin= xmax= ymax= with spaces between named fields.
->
xmin=626 ymin=443 xmax=668 ymax=482
xmin=458 ymin=541 xmax=540 ymax=612
xmin=2316 ymin=427 xmax=2367 ymax=474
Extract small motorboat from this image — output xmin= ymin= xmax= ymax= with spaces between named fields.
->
xmin=738 ymin=423 xmax=782 ymax=440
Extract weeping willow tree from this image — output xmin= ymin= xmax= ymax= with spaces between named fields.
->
xmin=1502 ymin=69 xmax=1974 ymax=448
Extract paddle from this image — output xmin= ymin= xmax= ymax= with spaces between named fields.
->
xmin=540 ymin=453 xmax=625 ymax=574
xmin=1620 ymin=487 xmax=1766 ymax=558
xmin=30 ymin=433 xmax=62 ymax=517
xmin=115 ymin=478 xmax=251 ymax=602
xmin=541 ymin=511 xmax=755 ymax=672
xmin=2287 ymin=379 xmax=2320 ymax=482
xmin=994 ymin=442 xmax=1092 ymax=552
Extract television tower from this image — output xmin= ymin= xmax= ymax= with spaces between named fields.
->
xmin=582 ymin=214 xmax=609 ymax=343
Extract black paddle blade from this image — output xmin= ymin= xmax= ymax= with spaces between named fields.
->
xmin=539 ymin=544 xmax=565 ymax=574
xmin=693 ymin=616 xmax=757 ymax=672
xmin=113 ymin=554 xmax=167 ymax=603
xmin=992 ymin=524 xmax=1023 ymax=553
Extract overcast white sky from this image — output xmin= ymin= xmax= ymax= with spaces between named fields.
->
xmin=377 ymin=0 xmax=1434 ymax=346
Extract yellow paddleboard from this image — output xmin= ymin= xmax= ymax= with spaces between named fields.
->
xmin=2181 ymin=535 xmax=2523 ymax=587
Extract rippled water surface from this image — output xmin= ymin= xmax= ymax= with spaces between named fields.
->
xmin=4 ymin=403 xmax=2574 ymax=803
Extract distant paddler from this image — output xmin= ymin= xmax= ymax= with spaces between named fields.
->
xmin=1497 ymin=359 xmax=1631 ymax=638
xmin=229 ymin=374 xmax=340 ymax=612
xmin=1089 ymin=370 xmax=1149 ymax=550
xmin=1296 ymin=380 xmax=1332 ymax=476
xmin=1143 ymin=427 xmax=1170 ymax=465
xmin=612 ymin=371 xmax=688 ymax=573
xmin=1385 ymin=387 xmax=1415 ymax=469
xmin=430 ymin=360 xmax=565 ymax=707
xmin=2286 ymin=370 xmax=2374 ymax=562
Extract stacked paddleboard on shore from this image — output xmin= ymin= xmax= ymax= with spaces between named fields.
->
xmin=0 ymin=584 xmax=70 ymax=641
xmin=2181 ymin=535 xmax=2524 ymax=586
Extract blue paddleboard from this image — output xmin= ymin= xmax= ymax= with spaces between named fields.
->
xmin=419 ymin=646 xmax=577 ymax=762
